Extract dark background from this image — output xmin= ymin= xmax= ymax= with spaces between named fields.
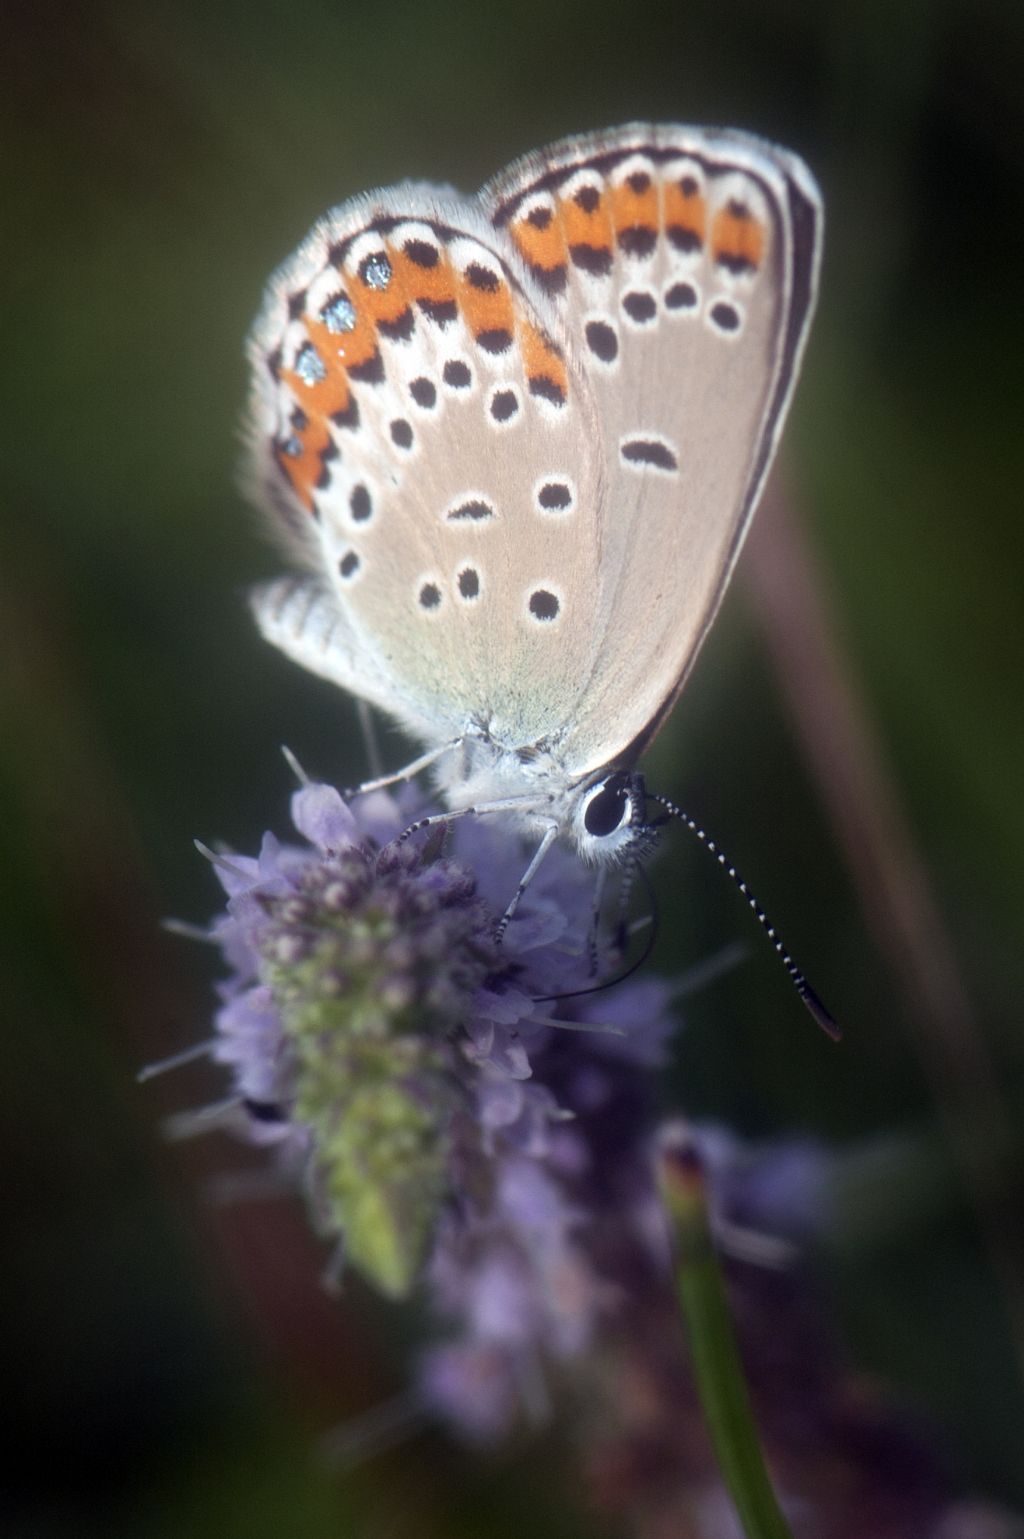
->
xmin=3 ymin=0 xmax=1023 ymax=1533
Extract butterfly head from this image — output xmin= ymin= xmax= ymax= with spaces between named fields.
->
xmin=571 ymin=769 xmax=653 ymax=865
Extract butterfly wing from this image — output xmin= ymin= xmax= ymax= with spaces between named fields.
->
xmin=483 ymin=123 xmax=822 ymax=774
xmin=246 ymin=183 xmax=610 ymax=752
xmin=247 ymin=126 xmax=821 ymax=774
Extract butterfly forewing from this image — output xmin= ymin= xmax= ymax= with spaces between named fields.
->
xmin=485 ymin=124 xmax=822 ymax=773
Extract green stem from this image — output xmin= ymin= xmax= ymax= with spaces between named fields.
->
xmin=658 ymin=1133 xmax=795 ymax=1539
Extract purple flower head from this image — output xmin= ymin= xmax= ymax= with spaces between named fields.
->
xmin=201 ymin=778 xmax=674 ymax=1314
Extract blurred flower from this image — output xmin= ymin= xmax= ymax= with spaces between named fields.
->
xmin=180 ymin=778 xmax=1024 ymax=1538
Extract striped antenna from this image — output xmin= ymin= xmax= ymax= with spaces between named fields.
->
xmin=647 ymin=792 xmax=840 ymax=1041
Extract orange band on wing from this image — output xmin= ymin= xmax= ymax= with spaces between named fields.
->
xmin=560 ymin=187 xmax=614 ymax=250
xmin=282 ymin=361 xmax=353 ymax=421
xmin=274 ymin=416 xmax=333 ymax=512
xmin=711 ymin=204 xmax=766 ymax=272
xmin=663 ymin=181 xmax=706 ymax=248
xmin=354 ymin=247 xmax=413 ymax=327
xmin=519 ymin=320 xmax=568 ymax=399
xmin=457 ymin=271 xmax=515 ymax=342
xmin=305 ymin=305 xmax=379 ymax=379
xmin=510 ymin=210 xmax=568 ymax=272
xmin=611 ymin=177 xmax=658 ymax=240
xmin=392 ymin=245 xmax=458 ymax=307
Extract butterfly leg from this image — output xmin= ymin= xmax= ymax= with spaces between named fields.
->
xmin=614 ymin=859 xmax=640 ymax=957
xmin=347 ymin=737 xmax=464 ymax=797
xmin=393 ymin=794 xmax=545 ymax=850
xmin=394 ymin=799 xmax=560 ymax=941
xmin=585 ymin=867 xmax=609 ymax=976
xmin=494 ymin=824 xmax=560 ymax=944
xmin=355 ymin=699 xmax=384 ymax=782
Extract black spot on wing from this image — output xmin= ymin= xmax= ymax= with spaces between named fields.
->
xmin=490 ymin=389 xmax=519 ymax=423
xmin=347 ymin=349 xmax=385 ymax=384
xmin=403 ymin=238 xmax=439 ymax=267
xmin=665 ymin=281 xmax=698 ymax=311
xmin=377 ymin=307 xmax=415 ymax=342
xmin=528 ymin=588 xmax=560 ymax=622
xmin=709 ymin=300 xmax=741 ymax=333
xmin=409 ymin=376 xmax=437 ymax=408
xmin=350 ymin=483 xmax=372 ymax=522
xmin=443 ymin=359 xmax=472 ymax=389
xmin=570 ymin=243 xmax=613 ymax=277
xmin=621 ymin=438 xmax=678 ymax=472
xmin=331 ymin=397 xmax=360 ymax=431
xmin=622 ymin=291 xmax=657 ymax=324
xmin=537 ymin=481 xmax=572 ymax=512
xmin=618 ymin=226 xmax=657 ymax=259
xmin=475 ymin=327 xmax=513 ymax=355
xmin=419 ymin=297 xmax=458 ymax=326
xmin=446 ymin=498 xmax=496 ymax=523
xmin=528 ymin=375 xmax=566 ymax=406
xmin=531 ymin=263 xmax=568 ymax=296
xmin=585 ymin=320 xmax=618 ymax=362
xmin=465 ymin=263 xmax=500 ymax=292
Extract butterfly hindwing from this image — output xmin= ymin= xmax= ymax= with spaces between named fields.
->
xmin=247 ymin=184 xmax=610 ymax=751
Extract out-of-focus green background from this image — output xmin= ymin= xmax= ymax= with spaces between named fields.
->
xmin=3 ymin=1 xmax=1023 ymax=1533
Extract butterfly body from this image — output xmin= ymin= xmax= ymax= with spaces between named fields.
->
xmin=247 ymin=124 xmax=821 ymax=872
xmin=434 ymin=729 xmax=647 ymax=865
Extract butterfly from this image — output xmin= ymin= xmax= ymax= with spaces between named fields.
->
xmin=244 ymin=122 xmax=822 ymax=941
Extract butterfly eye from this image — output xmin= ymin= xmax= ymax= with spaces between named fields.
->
xmin=582 ymin=776 xmax=632 ymax=838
